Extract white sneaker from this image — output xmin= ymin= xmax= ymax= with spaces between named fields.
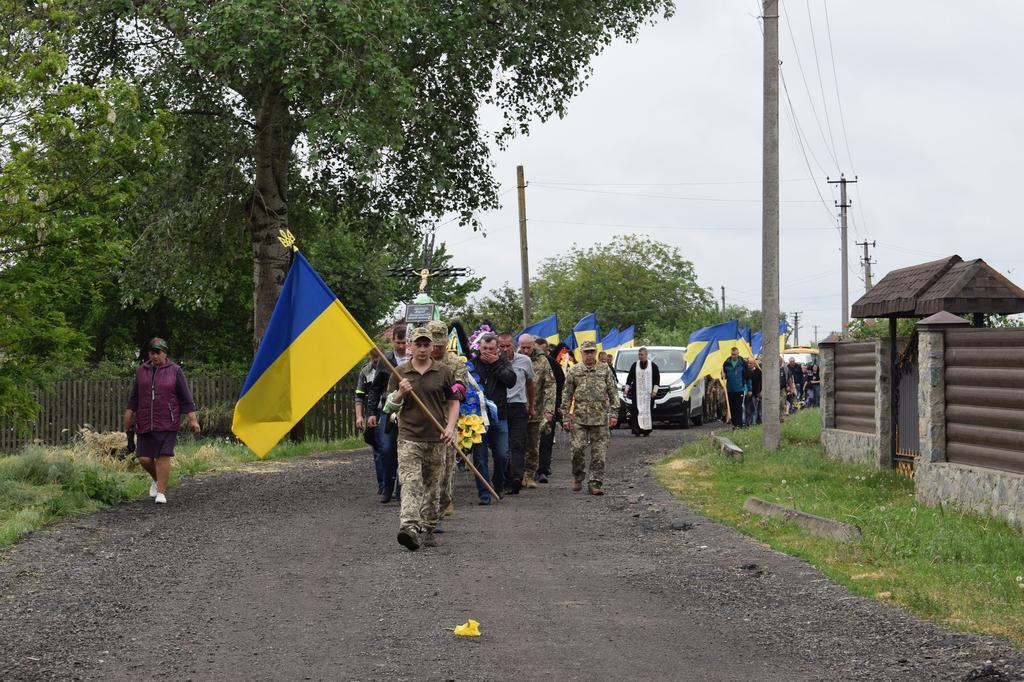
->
xmin=154 ymin=493 xmax=167 ymax=504
xmin=149 ymin=481 xmax=158 ymax=498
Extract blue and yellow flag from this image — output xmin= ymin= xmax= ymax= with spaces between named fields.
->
xmin=517 ymin=314 xmax=560 ymax=345
xmin=618 ymin=325 xmax=635 ymax=350
xmin=570 ymin=313 xmax=600 ymax=360
xmin=232 ymin=252 xmax=375 ymax=457
xmin=601 ymin=327 xmax=620 ymax=355
xmin=681 ymin=320 xmax=756 ymax=398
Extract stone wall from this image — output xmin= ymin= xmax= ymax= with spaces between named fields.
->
xmin=917 ymin=462 xmax=1024 ymax=531
xmin=821 ymin=428 xmax=878 ymax=466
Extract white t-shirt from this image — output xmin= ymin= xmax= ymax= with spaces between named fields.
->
xmin=507 ymin=353 xmax=535 ymax=404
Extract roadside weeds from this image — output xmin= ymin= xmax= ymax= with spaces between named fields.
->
xmin=0 ymin=435 xmax=364 ymax=549
xmin=656 ymin=408 xmax=1024 ymax=646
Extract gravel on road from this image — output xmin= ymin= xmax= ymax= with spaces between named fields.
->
xmin=1 ymin=425 xmax=1022 ymax=681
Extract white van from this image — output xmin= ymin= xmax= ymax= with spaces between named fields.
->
xmin=612 ymin=346 xmax=705 ymax=428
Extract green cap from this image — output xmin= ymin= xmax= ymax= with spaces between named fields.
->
xmin=149 ymin=338 xmax=169 ymax=352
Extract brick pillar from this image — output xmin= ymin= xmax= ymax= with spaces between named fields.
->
xmin=819 ymin=335 xmax=840 ymax=431
xmin=917 ymin=312 xmax=970 ymax=465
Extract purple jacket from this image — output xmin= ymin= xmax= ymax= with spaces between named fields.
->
xmin=127 ymin=361 xmax=196 ymax=434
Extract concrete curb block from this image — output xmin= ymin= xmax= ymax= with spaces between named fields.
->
xmin=743 ymin=497 xmax=862 ymax=542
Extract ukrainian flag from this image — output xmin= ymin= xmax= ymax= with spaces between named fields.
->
xmin=232 ymin=252 xmax=375 ymax=457
xmin=601 ymin=327 xmax=620 ymax=355
xmin=518 ymin=314 xmax=560 ymax=345
xmin=570 ymin=313 xmax=600 ymax=360
xmin=681 ymin=320 xmax=743 ymax=398
xmin=751 ymin=321 xmax=791 ymax=356
xmin=618 ymin=325 xmax=635 ymax=349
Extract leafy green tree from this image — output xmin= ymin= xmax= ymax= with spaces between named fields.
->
xmin=531 ymin=236 xmax=718 ymax=338
xmin=456 ymin=283 xmax=525 ymax=335
xmin=67 ymin=0 xmax=674 ymax=345
xmin=0 ymin=1 xmax=165 ymax=426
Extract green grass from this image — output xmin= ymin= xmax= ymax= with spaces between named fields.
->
xmin=656 ymin=408 xmax=1024 ymax=645
xmin=0 ymin=436 xmax=364 ymax=549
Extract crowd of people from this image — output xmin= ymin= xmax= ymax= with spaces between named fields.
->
xmin=354 ymin=322 xmax=620 ymax=551
xmin=719 ymin=350 xmax=820 ymax=428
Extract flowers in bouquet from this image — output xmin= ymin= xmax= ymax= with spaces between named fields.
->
xmin=457 ymin=413 xmax=486 ymax=450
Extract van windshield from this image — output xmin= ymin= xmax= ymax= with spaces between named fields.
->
xmin=614 ymin=348 xmax=686 ymax=373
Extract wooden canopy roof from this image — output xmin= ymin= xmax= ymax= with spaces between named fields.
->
xmin=851 ymin=255 xmax=1024 ymax=318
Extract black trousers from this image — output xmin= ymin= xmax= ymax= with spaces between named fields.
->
xmin=727 ymin=391 xmax=745 ymax=427
xmin=538 ymin=416 xmax=556 ymax=475
xmin=505 ymin=403 xmax=530 ymax=486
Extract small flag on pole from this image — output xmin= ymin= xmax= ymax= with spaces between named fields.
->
xmin=232 ymin=251 xmax=375 ymax=457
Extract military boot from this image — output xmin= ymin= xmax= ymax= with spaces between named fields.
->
xmin=422 ymin=531 xmax=439 ymax=547
xmin=523 ymin=474 xmax=537 ymax=489
xmin=588 ymin=483 xmax=604 ymax=496
xmin=571 ymin=479 xmax=583 ymax=492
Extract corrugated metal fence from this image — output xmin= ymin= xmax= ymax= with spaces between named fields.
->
xmin=0 ymin=372 xmax=359 ymax=453
xmin=945 ymin=328 xmax=1024 ymax=474
xmin=834 ymin=341 xmax=877 ymax=434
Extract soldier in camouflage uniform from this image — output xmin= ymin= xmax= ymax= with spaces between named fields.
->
xmin=561 ymin=339 xmax=619 ymax=495
xmin=385 ymin=327 xmax=460 ymax=551
xmin=426 ymin=320 xmax=470 ymax=521
xmin=519 ymin=334 xmax=556 ymax=488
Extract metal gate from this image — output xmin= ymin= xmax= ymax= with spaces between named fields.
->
xmin=893 ymin=334 xmax=919 ymax=476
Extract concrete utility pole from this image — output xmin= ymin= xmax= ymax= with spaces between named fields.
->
xmin=516 ymin=165 xmax=531 ymax=327
xmin=761 ymin=0 xmax=781 ymax=451
xmin=857 ymin=239 xmax=877 ymax=292
xmin=813 ymin=324 xmax=820 ymax=345
xmin=791 ymin=311 xmax=802 ymax=347
xmin=721 ymin=286 xmax=726 ymax=314
xmin=828 ymin=175 xmax=856 ymax=337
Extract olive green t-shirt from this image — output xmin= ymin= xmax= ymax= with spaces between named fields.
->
xmin=387 ymin=359 xmax=456 ymax=442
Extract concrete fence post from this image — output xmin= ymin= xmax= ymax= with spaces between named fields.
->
xmin=819 ymin=335 xmax=839 ymax=431
xmin=875 ymin=338 xmax=894 ymax=469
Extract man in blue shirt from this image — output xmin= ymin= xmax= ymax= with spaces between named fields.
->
xmin=721 ymin=347 xmax=749 ymax=428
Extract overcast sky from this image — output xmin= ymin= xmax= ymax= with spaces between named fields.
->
xmin=435 ymin=0 xmax=1024 ymax=343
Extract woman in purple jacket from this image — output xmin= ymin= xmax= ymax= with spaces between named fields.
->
xmin=124 ymin=338 xmax=201 ymax=504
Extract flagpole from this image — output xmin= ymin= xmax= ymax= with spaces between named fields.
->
xmin=374 ymin=351 xmax=502 ymax=502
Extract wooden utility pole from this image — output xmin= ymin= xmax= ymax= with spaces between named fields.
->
xmin=517 ymin=165 xmax=531 ymax=327
xmin=857 ymin=239 xmax=876 ymax=292
xmin=721 ymin=286 xmax=726 ymax=314
xmin=828 ymin=175 xmax=856 ymax=337
xmin=761 ymin=0 xmax=781 ymax=451
xmin=813 ymin=324 xmax=819 ymax=345
xmin=791 ymin=311 xmax=802 ymax=347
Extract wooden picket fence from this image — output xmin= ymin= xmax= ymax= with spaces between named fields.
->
xmin=0 ymin=372 xmax=360 ymax=454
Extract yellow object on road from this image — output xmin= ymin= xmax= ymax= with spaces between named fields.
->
xmin=452 ymin=619 xmax=481 ymax=637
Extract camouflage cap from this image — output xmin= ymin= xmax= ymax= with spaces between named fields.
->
xmin=580 ymin=340 xmax=598 ymax=351
xmin=425 ymin=320 xmax=448 ymax=345
xmin=410 ymin=326 xmax=432 ymax=343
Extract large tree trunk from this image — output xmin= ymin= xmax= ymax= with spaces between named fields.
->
xmin=248 ymin=87 xmax=295 ymax=348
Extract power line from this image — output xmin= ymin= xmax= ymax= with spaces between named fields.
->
xmin=780 ymin=0 xmax=840 ymax=170
xmin=529 ymin=178 xmax=826 ymax=187
xmin=822 ymin=0 xmax=856 ymax=175
xmin=804 ymin=0 xmax=840 ymax=165
xmin=529 ymin=183 xmax=825 ymax=204
xmin=528 ymin=218 xmax=835 ymax=232
xmin=779 ymin=69 xmax=838 ymax=222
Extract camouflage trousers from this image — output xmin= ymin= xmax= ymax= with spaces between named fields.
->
xmin=524 ymin=420 xmax=546 ymax=478
xmin=397 ymin=440 xmax=445 ymax=533
xmin=437 ymin=445 xmax=457 ymax=513
xmin=570 ymin=424 xmax=609 ymax=485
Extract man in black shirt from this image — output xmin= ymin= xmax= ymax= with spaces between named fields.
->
xmin=472 ymin=333 xmax=517 ymax=504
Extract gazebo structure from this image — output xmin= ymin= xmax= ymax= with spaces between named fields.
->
xmin=847 ymin=255 xmax=1024 ymax=473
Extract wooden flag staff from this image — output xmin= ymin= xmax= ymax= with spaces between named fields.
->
xmin=374 ymin=351 xmax=502 ymax=502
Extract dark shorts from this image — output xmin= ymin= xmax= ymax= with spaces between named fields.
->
xmin=136 ymin=431 xmax=178 ymax=458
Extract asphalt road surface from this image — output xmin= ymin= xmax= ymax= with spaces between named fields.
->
xmin=1 ymin=424 xmax=1022 ymax=681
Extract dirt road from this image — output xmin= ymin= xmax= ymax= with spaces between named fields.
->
xmin=1 ymin=425 xmax=1021 ymax=681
